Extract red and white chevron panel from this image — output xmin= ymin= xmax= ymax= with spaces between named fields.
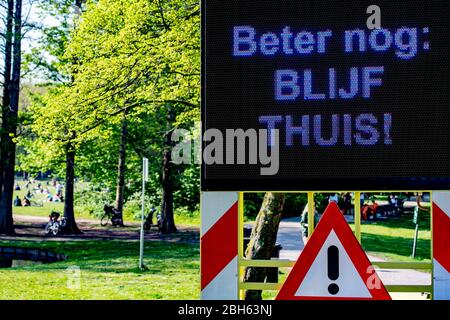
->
xmin=432 ymin=191 xmax=450 ymax=300
xmin=201 ymin=192 xmax=238 ymax=300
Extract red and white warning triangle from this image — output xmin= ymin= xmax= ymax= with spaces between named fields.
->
xmin=277 ymin=202 xmax=391 ymax=300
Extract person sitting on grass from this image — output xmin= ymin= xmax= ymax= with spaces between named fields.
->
xmin=13 ymin=196 xmax=22 ymax=207
xmin=362 ymin=200 xmax=379 ymax=220
xmin=369 ymin=200 xmax=379 ymax=220
xmin=22 ymin=197 xmax=31 ymax=207
xmin=46 ymin=193 xmax=54 ymax=202
xmin=55 ymin=183 xmax=63 ymax=197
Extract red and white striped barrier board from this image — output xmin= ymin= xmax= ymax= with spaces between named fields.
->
xmin=432 ymin=191 xmax=450 ymax=300
xmin=201 ymin=192 xmax=238 ymax=300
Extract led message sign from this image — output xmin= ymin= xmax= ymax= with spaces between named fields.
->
xmin=202 ymin=0 xmax=450 ymax=191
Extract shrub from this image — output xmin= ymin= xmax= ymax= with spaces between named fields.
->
xmin=74 ymin=185 xmax=114 ymax=218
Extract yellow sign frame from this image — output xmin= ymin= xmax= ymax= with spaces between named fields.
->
xmin=237 ymin=191 xmax=433 ymax=299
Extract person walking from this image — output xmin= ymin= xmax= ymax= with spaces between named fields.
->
xmin=343 ymin=192 xmax=353 ymax=215
xmin=329 ymin=193 xmax=339 ymax=203
xmin=300 ymin=203 xmax=319 ymax=245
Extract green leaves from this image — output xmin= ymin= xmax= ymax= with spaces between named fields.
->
xmin=22 ymin=0 xmax=201 ymax=216
xmin=63 ymin=0 xmax=200 ymax=124
xmin=40 ymin=0 xmax=200 ymax=144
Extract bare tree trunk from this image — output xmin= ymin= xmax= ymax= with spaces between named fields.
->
xmin=114 ymin=111 xmax=127 ymax=226
xmin=244 ymin=192 xmax=285 ymax=300
xmin=0 ymin=0 xmax=20 ymax=235
xmin=63 ymin=143 xmax=81 ymax=234
xmin=159 ymin=109 xmax=177 ymax=234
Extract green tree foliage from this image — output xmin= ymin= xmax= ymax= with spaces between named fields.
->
xmin=20 ymin=0 xmax=200 ymax=231
xmin=244 ymin=193 xmax=307 ymax=219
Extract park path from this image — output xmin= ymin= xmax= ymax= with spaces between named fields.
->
xmin=1 ymin=215 xmax=199 ymax=244
xmin=275 ymin=217 xmax=430 ymax=299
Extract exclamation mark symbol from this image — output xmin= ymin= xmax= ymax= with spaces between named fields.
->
xmin=327 ymin=245 xmax=340 ymax=295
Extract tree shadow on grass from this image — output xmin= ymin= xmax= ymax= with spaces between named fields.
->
xmin=0 ymin=240 xmax=199 ymax=274
xmin=362 ymin=233 xmax=430 ymax=261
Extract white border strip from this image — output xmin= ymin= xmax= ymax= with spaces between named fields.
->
xmin=201 ymin=256 xmax=238 ymax=300
xmin=434 ymin=259 xmax=450 ymax=300
xmin=432 ymin=191 xmax=450 ymax=218
xmin=201 ymin=192 xmax=238 ymax=234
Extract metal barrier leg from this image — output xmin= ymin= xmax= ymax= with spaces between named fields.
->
xmin=432 ymin=191 xmax=450 ymax=300
xmin=201 ymin=191 xmax=239 ymax=300
xmin=307 ymin=192 xmax=315 ymax=237
xmin=354 ymin=192 xmax=361 ymax=243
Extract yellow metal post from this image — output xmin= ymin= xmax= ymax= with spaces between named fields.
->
xmin=354 ymin=192 xmax=361 ymax=243
xmin=307 ymin=192 xmax=315 ymax=237
xmin=235 ymin=190 xmax=433 ymax=299
xmin=238 ymin=192 xmax=245 ymax=300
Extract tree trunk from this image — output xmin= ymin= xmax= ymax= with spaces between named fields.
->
xmin=63 ymin=143 xmax=81 ymax=234
xmin=1 ymin=0 xmax=13 ymax=109
xmin=0 ymin=0 xmax=20 ymax=235
xmin=243 ymin=192 xmax=285 ymax=300
xmin=114 ymin=111 xmax=127 ymax=226
xmin=160 ymin=147 xmax=177 ymax=234
xmin=57 ymin=0 xmax=84 ymax=235
xmin=159 ymin=110 xmax=177 ymax=234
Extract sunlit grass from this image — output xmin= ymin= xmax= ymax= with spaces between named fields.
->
xmin=0 ymin=240 xmax=199 ymax=300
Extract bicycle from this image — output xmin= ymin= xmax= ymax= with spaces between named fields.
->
xmin=100 ymin=205 xmax=123 ymax=227
xmin=45 ymin=211 xmax=67 ymax=236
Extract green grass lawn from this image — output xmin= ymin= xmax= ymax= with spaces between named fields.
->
xmin=0 ymin=240 xmax=199 ymax=300
xmin=360 ymin=209 xmax=431 ymax=262
xmin=12 ymin=182 xmax=93 ymax=219
xmin=13 ymin=204 xmax=91 ymax=220
xmin=13 ymin=203 xmax=200 ymax=227
xmin=361 ymin=225 xmax=430 ymax=262
xmin=173 ymin=211 xmax=200 ymax=227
